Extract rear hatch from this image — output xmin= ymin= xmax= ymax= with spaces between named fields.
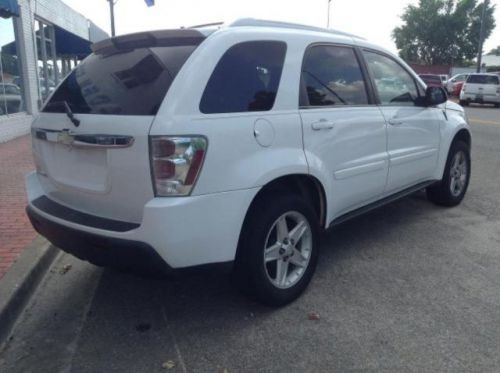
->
xmin=32 ymin=30 xmax=205 ymax=223
xmin=463 ymin=74 xmax=499 ymax=96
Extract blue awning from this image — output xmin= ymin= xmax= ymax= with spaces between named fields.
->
xmin=1 ymin=26 xmax=92 ymax=59
xmin=54 ymin=26 xmax=91 ymax=58
xmin=0 ymin=0 xmax=19 ymax=18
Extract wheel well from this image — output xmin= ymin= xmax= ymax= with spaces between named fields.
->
xmin=249 ymin=174 xmax=326 ymax=228
xmin=453 ymin=129 xmax=471 ymax=149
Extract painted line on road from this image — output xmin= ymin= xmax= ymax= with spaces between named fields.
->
xmin=469 ymin=118 xmax=500 ymax=126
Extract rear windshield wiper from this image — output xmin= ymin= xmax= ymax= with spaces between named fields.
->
xmin=63 ymin=101 xmax=80 ymax=127
xmin=46 ymin=100 xmax=80 ymax=127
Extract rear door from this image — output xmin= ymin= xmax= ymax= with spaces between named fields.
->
xmin=32 ymin=32 xmax=204 ymax=223
xmin=299 ymin=44 xmax=388 ymax=217
xmin=362 ymin=50 xmax=441 ymax=193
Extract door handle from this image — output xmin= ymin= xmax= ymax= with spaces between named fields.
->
xmin=388 ymin=118 xmax=404 ymax=126
xmin=311 ymin=119 xmax=335 ymax=131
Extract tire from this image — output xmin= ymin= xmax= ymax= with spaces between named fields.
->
xmin=234 ymin=193 xmax=320 ymax=306
xmin=494 ymin=103 xmax=500 ymax=108
xmin=459 ymin=100 xmax=468 ymax=106
xmin=427 ymin=141 xmax=470 ymax=207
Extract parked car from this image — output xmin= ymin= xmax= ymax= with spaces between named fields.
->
xmin=0 ymin=83 xmax=23 ymax=114
xmin=26 ymin=19 xmax=472 ymax=305
xmin=460 ymin=73 xmax=500 ymax=107
xmin=419 ymin=74 xmax=445 ymax=89
xmin=446 ymin=73 xmax=468 ymax=93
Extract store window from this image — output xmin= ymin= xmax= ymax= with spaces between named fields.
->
xmin=0 ymin=16 xmax=24 ymax=115
xmin=36 ymin=20 xmax=58 ymax=105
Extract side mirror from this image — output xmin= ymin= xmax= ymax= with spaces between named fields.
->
xmin=425 ymin=86 xmax=447 ymax=106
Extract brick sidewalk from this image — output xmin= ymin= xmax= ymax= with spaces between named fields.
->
xmin=0 ymin=135 xmax=36 ymax=279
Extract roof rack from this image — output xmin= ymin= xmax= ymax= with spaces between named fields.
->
xmin=188 ymin=22 xmax=224 ymax=29
xmin=229 ymin=18 xmax=364 ymax=39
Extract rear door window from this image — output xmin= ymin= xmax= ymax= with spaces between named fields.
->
xmin=301 ymin=45 xmax=369 ymax=107
xmin=199 ymin=41 xmax=287 ymax=114
xmin=467 ymin=75 xmax=499 ymax=85
xmin=43 ymin=45 xmax=198 ymax=115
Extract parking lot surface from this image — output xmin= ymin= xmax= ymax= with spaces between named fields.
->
xmin=1 ymin=106 xmax=499 ymax=372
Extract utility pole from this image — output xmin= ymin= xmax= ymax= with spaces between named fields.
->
xmin=327 ymin=0 xmax=332 ymax=28
xmin=476 ymin=0 xmax=488 ymax=73
xmin=108 ymin=0 xmax=116 ymax=37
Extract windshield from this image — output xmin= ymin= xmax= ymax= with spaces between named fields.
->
xmin=43 ymin=45 xmax=198 ymax=116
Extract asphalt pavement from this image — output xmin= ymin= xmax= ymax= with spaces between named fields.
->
xmin=1 ymin=106 xmax=500 ymax=373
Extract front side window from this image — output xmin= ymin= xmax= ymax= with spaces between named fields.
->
xmin=301 ymin=45 xmax=369 ymax=107
xmin=364 ymin=51 xmax=419 ymax=105
xmin=199 ymin=41 xmax=286 ymax=114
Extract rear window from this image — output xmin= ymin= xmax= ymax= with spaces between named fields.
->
xmin=199 ymin=41 xmax=287 ymax=114
xmin=467 ymin=75 xmax=499 ymax=85
xmin=43 ymin=45 xmax=198 ymax=115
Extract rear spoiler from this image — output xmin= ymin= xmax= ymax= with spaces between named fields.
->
xmin=91 ymin=29 xmax=206 ymax=55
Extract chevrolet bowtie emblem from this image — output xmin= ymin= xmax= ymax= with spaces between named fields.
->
xmin=57 ymin=130 xmax=74 ymax=146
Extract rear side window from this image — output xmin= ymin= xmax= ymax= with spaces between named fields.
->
xmin=199 ymin=41 xmax=287 ymax=114
xmin=301 ymin=45 xmax=369 ymax=107
xmin=43 ymin=45 xmax=198 ymax=115
xmin=467 ymin=75 xmax=499 ymax=85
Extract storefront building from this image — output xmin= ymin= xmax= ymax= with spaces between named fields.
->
xmin=0 ymin=0 xmax=107 ymax=142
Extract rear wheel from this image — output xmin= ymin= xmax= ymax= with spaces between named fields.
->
xmin=235 ymin=194 xmax=319 ymax=306
xmin=427 ymin=141 xmax=470 ymax=206
xmin=494 ymin=103 xmax=500 ymax=108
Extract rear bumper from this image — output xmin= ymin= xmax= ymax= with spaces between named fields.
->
xmin=460 ymin=92 xmax=500 ymax=103
xmin=27 ymin=205 xmax=172 ymax=275
xmin=25 ymin=172 xmax=259 ymax=270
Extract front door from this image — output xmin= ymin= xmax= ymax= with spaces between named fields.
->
xmin=362 ymin=50 xmax=441 ymax=193
xmin=299 ymin=44 xmax=388 ymax=219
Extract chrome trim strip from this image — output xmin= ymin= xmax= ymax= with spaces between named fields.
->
xmin=32 ymin=128 xmax=134 ymax=149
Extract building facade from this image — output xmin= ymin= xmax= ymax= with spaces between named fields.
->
xmin=0 ymin=0 xmax=108 ymax=142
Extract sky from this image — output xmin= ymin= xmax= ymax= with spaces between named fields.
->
xmin=62 ymin=0 xmax=500 ymax=55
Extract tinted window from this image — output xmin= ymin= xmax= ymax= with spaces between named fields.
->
xmin=43 ymin=45 xmax=198 ymax=115
xmin=420 ymin=75 xmax=441 ymax=83
xmin=301 ymin=45 xmax=368 ymax=106
xmin=364 ymin=51 xmax=419 ymax=105
xmin=199 ymin=41 xmax=286 ymax=114
xmin=467 ymin=75 xmax=499 ymax=85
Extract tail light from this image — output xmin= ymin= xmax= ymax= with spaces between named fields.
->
xmin=462 ymin=84 xmax=466 ymax=93
xmin=497 ymin=86 xmax=500 ymax=94
xmin=150 ymin=136 xmax=207 ymax=196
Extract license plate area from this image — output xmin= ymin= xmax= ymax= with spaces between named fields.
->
xmin=40 ymin=142 xmax=109 ymax=193
xmin=476 ymin=94 xmax=484 ymax=101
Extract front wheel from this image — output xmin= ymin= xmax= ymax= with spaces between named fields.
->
xmin=427 ymin=141 xmax=470 ymax=206
xmin=235 ymin=194 xmax=319 ymax=306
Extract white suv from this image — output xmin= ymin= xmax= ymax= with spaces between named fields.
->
xmin=26 ymin=19 xmax=471 ymax=305
xmin=460 ymin=73 xmax=500 ymax=107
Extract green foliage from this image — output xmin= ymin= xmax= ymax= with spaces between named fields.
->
xmin=489 ymin=46 xmax=500 ymax=55
xmin=393 ymin=0 xmax=496 ymax=65
xmin=486 ymin=65 xmax=500 ymax=72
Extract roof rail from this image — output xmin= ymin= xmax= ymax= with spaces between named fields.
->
xmin=229 ymin=18 xmax=364 ymax=39
xmin=188 ymin=22 xmax=224 ymax=29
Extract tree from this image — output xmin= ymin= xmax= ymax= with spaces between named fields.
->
xmin=489 ymin=46 xmax=500 ymax=55
xmin=393 ymin=0 xmax=496 ymax=65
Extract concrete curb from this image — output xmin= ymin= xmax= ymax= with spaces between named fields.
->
xmin=0 ymin=236 xmax=59 ymax=346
